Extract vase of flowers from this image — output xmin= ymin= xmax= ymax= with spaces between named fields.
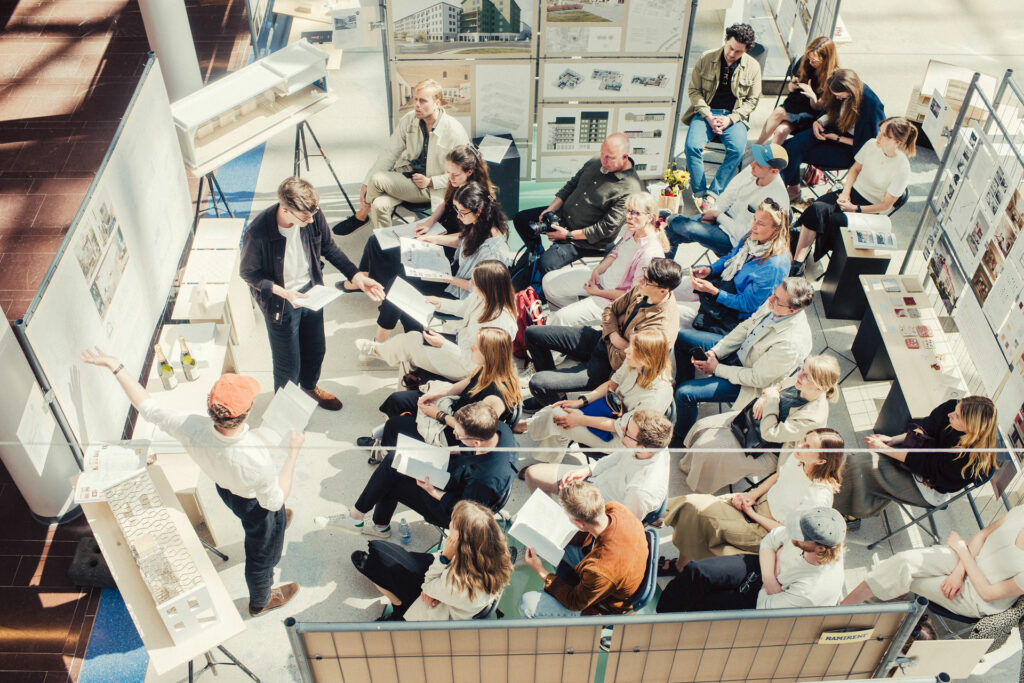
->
xmin=657 ymin=163 xmax=689 ymax=214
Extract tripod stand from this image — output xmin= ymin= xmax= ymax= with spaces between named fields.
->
xmin=293 ymin=119 xmax=357 ymax=215
xmin=192 ymin=172 xmax=234 ymax=228
xmin=188 ymin=644 xmax=260 ymax=682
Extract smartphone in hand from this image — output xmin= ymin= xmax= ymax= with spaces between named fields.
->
xmin=690 ymin=346 xmax=708 ymax=362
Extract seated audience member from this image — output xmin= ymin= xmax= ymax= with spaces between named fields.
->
xmin=679 ymin=355 xmax=840 ymax=493
xmin=442 ymin=183 xmax=511 ymax=299
xmin=355 ymin=260 xmax=516 ymax=383
xmin=657 ymin=507 xmax=846 ymax=613
xmin=345 ymin=145 xmax=492 ymax=292
xmin=524 ymin=409 xmax=672 ymax=523
xmin=323 ymin=402 xmax=517 ymax=536
xmin=525 ymin=258 xmax=683 ymax=408
xmin=519 ymin=481 xmax=648 ymax=617
xmin=791 ymin=117 xmax=916 ymax=274
xmin=836 ymin=396 xmax=998 ymax=525
xmin=333 ymin=79 xmax=469 ymax=234
xmin=755 ymin=37 xmax=839 ymax=146
xmin=674 ymin=199 xmax=791 ymax=359
xmin=351 ymin=500 xmax=513 ymax=621
xmin=781 ymin=68 xmax=886 ymax=201
xmin=512 ymin=133 xmax=643 ymax=279
xmin=664 ymin=144 xmax=789 ymax=258
xmin=543 ymin=192 xmax=669 ymax=327
xmin=354 ymin=327 xmax=522 ymax=452
xmin=521 ymin=329 xmax=672 ymax=463
xmin=682 ymin=23 xmax=762 ymax=210
xmin=662 ymin=427 xmax=843 ymax=575
xmin=842 ymin=507 xmax=1024 ymax=618
xmin=672 ymin=278 xmax=814 ymax=442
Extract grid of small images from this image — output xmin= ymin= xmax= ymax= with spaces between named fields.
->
xmin=72 ymin=195 xmax=130 ymax=319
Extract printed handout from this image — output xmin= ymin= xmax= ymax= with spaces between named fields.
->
xmin=375 ymin=220 xmax=445 ymax=251
xmin=508 ymin=489 xmax=578 ymax=565
xmin=74 ymin=443 xmax=148 ymax=503
xmin=259 ymin=381 xmax=318 ymax=448
xmin=400 ymin=237 xmax=452 ymax=282
xmin=292 ymin=285 xmax=342 ymax=312
xmin=386 ymin=277 xmax=436 ymax=330
xmin=392 ymin=433 xmax=451 ymax=489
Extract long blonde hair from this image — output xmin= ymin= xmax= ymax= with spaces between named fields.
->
xmin=751 ymin=199 xmax=791 ymax=262
xmin=469 ymin=328 xmax=522 ymax=410
xmin=953 ymin=396 xmax=998 ymax=480
xmin=821 ymin=69 xmax=863 ymax=134
xmin=802 ymin=355 xmax=840 ymax=402
xmin=797 ymin=37 xmax=839 ymax=93
xmin=446 ymin=500 xmax=513 ymax=601
xmin=628 ymin=328 xmax=670 ymax=389
xmin=801 ymin=428 xmax=844 ymax=494
xmin=625 ymin=192 xmax=670 ymax=253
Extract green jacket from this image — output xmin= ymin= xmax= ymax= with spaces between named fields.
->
xmin=681 ymin=47 xmax=762 ymax=125
xmin=555 ymin=157 xmax=643 ymax=251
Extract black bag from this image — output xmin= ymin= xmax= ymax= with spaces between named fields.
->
xmin=692 ymin=276 xmax=741 ymax=335
xmin=511 ymin=243 xmax=543 ymax=293
xmin=729 ymin=400 xmax=767 ymax=458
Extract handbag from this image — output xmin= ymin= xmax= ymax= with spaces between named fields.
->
xmin=579 ymin=393 xmax=624 ymax=442
xmin=729 ymin=400 xmax=768 ymax=458
xmin=692 ymin=276 xmax=741 ymax=335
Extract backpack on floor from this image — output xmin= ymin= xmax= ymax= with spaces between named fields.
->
xmin=514 ymin=288 xmax=545 ymax=361
xmin=511 ymin=243 xmax=544 ymax=295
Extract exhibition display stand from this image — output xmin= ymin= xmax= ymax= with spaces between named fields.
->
xmin=821 ymin=228 xmax=893 ymax=320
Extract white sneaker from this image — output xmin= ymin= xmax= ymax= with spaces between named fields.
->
xmin=313 ymin=504 xmax=350 ymax=529
xmin=354 ymin=339 xmax=377 ymax=362
xmin=320 ymin=512 xmax=392 ymax=538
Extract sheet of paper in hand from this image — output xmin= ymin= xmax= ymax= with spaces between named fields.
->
xmin=508 ymin=489 xmax=579 ymax=565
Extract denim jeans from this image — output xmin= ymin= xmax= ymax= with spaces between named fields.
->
xmin=215 ymin=486 xmax=287 ymax=610
xmin=665 ymin=214 xmax=734 ymax=258
xmin=265 ymin=302 xmax=325 ymax=391
xmin=781 ymin=130 xmax=856 ymax=187
xmin=354 ymin=444 xmax=453 ymax=528
xmin=674 ymin=375 xmax=742 ymax=439
xmin=526 ymin=326 xmax=611 ymax=405
xmin=673 ymin=327 xmax=727 ymax=384
xmin=519 ymin=545 xmax=586 ymax=618
xmin=685 ymin=109 xmax=748 ymax=197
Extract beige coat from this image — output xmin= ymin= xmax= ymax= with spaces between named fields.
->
xmin=403 ymin=555 xmax=498 ymax=621
xmin=681 ymin=47 xmax=762 ymax=125
xmin=364 ymin=108 xmax=470 ymax=208
xmin=601 ymin=285 xmax=680 ymax=372
xmin=710 ymin=302 xmax=813 ymax=409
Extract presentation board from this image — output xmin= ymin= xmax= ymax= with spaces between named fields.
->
xmin=539 ymin=0 xmax=690 ymax=58
xmin=387 ymin=0 xmax=536 ymax=60
xmin=539 ymin=59 xmax=680 ymax=102
xmin=21 ymin=60 xmax=193 ymax=444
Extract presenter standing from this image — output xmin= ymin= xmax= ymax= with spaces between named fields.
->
xmin=80 ymin=349 xmax=304 ymax=617
xmin=240 ymin=177 xmax=385 ymax=409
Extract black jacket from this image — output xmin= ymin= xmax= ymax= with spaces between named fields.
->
xmin=239 ymin=204 xmax=359 ymax=322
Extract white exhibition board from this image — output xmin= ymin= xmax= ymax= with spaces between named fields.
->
xmin=539 ymin=60 xmax=681 ymax=102
xmin=23 ymin=60 xmax=193 ymax=444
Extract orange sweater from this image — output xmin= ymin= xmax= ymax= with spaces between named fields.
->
xmin=544 ymin=502 xmax=648 ymax=615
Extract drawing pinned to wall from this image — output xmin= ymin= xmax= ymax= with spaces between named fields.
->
xmin=546 ymin=0 xmax=623 ymax=24
xmin=539 ymin=153 xmax=594 ymax=181
xmin=928 ymin=234 xmax=967 ymax=312
xmin=541 ymin=0 xmax=685 ymax=56
xmin=540 ymin=60 xmax=679 ymax=100
xmin=389 ymin=0 xmax=535 ymax=59
xmin=541 ymin=107 xmax=612 ymax=153
xmin=623 ymin=0 xmax=686 ymax=54
xmin=617 ymin=105 xmax=669 ymax=175
xmin=89 ymin=227 xmax=129 ymax=320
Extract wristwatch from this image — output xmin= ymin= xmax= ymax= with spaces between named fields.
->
xmin=436 ymin=410 xmax=449 ymax=425
xmin=856 ymin=205 xmax=863 ymax=213
xmin=577 ymin=395 xmax=590 ymax=407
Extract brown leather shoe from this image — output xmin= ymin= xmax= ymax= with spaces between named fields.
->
xmin=249 ymin=582 xmax=299 ymax=617
xmin=285 ymin=508 xmax=293 ymax=529
xmin=303 ymin=386 xmax=342 ymax=411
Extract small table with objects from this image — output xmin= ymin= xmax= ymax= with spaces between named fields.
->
xmin=820 ymin=228 xmax=893 ymax=320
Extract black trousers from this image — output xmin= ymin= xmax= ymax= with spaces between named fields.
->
xmin=781 ymin=131 xmax=857 ymax=187
xmin=794 ymin=188 xmax=871 ymax=260
xmin=512 ymin=206 xmax=606 ymax=280
xmin=656 ymin=554 xmax=762 ymax=613
xmin=353 ymin=444 xmax=452 ymax=528
xmin=215 ymin=486 xmax=287 ymax=609
xmin=525 ymin=325 xmax=611 ymax=405
xmin=359 ymin=233 xmax=457 ymax=330
xmin=356 ymin=540 xmax=434 ymax=612
xmin=265 ymin=302 xmax=325 ymax=391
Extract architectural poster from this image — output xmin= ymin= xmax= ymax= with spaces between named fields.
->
xmin=539 ymin=59 xmax=679 ymax=101
xmin=540 ymin=0 xmax=688 ymax=57
xmin=388 ymin=0 xmax=535 ymax=59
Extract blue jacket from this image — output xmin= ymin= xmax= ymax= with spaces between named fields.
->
xmin=709 ymin=239 xmax=790 ymax=319
xmin=851 ymin=83 xmax=886 ymax=154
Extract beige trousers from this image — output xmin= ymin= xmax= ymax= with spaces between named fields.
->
xmin=526 ymin=405 xmax=623 ymax=463
xmin=374 ymin=332 xmax=471 ymax=382
xmin=365 ymin=170 xmax=431 ymax=228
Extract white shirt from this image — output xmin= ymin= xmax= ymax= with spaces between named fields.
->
xmin=852 ymin=140 xmax=911 ymax=204
xmin=138 ymin=399 xmax=284 ymax=511
xmin=608 ymin=363 xmax=673 ymax=437
xmin=589 ymin=448 xmax=669 ymax=522
xmin=437 ymin=292 xmax=518 ymax=365
xmin=975 ymin=506 xmax=1024 ymax=611
xmin=765 ymin=452 xmax=834 ymax=524
xmin=756 ymin=526 xmax=845 ymax=609
xmin=714 ymin=170 xmax=791 ymax=245
xmin=279 ymin=223 xmax=311 ymax=291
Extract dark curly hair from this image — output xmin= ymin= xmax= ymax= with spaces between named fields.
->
xmin=452 ymin=182 xmax=508 ymax=257
xmin=725 ymin=23 xmax=756 ymax=50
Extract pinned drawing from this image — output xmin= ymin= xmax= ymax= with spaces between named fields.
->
xmin=390 ymin=0 xmax=534 ymax=59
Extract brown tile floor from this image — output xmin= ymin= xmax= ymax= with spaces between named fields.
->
xmin=0 ymin=1 xmax=251 ymax=678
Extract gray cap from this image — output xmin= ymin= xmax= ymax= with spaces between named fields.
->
xmin=788 ymin=507 xmax=846 ymax=547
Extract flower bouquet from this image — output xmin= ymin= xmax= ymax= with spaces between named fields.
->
xmin=657 ymin=164 xmax=690 ymax=214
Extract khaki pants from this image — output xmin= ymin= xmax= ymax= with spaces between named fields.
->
xmin=526 ymin=405 xmax=623 ymax=463
xmin=374 ymin=331 xmax=471 ymax=382
xmin=365 ymin=171 xmax=431 ymax=228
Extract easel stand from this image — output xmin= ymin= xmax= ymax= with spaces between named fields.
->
xmin=293 ymin=119 xmax=357 ymax=215
xmin=193 ymin=172 xmax=234 ymax=227
xmin=189 ymin=645 xmax=261 ymax=682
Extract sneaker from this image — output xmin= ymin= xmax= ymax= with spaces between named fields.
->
xmin=328 ymin=515 xmax=391 ymax=538
xmin=332 ymin=214 xmax=368 ymax=236
xmin=356 ymin=436 xmax=376 ymax=448
xmin=698 ymin=195 xmax=717 ymax=212
xmin=845 ymin=517 xmax=862 ymax=531
xmin=249 ymin=582 xmax=299 ymax=616
xmin=522 ymin=397 xmax=544 ymax=413
xmin=354 ymin=339 xmax=378 ymax=362
xmin=303 ymin=386 xmax=342 ymax=411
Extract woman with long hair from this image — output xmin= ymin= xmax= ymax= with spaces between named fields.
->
xmin=791 ymin=117 xmax=916 ymax=274
xmin=674 ymin=199 xmax=791 ymax=384
xmin=836 ymin=396 xmax=998 ymax=524
xmin=355 ymin=260 xmax=516 ymax=383
xmin=351 ymin=499 xmax=514 ymax=621
xmin=444 ymin=182 xmax=511 ymax=299
xmin=756 ymin=37 xmax=839 ymax=145
xmin=543 ymin=192 xmax=670 ymax=327
xmin=781 ymin=68 xmax=886 ymax=201
xmin=660 ymin=427 xmax=844 ymax=576
xmin=679 ymin=355 xmax=841 ymax=494
xmin=520 ymin=328 xmax=673 ymax=463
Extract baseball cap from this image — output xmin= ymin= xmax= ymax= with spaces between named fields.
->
xmin=750 ymin=143 xmax=789 ymax=170
xmin=788 ymin=507 xmax=845 ymax=547
xmin=208 ymin=374 xmax=260 ymax=418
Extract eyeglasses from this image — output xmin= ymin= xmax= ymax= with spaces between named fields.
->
xmin=625 ymin=209 xmax=651 ymax=218
xmin=768 ymin=292 xmax=791 ymax=309
xmin=455 ymin=206 xmax=474 ymax=218
xmin=622 ymin=430 xmax=640 ymax=446
xmin=762 ymin=198 xmax=781 ymax=211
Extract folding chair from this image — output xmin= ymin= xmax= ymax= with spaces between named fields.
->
xmin=390 ymin=200 xmax=431 ymax=225
xmin=628 ymin=529 xmax=660 ymax=612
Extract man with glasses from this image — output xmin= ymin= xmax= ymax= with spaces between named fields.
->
xmin=525 ymin=258 xmax=683 ymax=409
xmin=241 ymin=176 xmax=385 ymax=409
xmin=672 ymin=277 xmax=814 ymax=443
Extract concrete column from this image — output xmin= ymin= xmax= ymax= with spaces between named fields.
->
xmin=138 ymin=0 xmax=204 ymax=102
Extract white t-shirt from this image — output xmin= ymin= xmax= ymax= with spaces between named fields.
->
xmin=589 ymin=448 xmax=669 ymax=522
xmin=279 ymin=223 xmax=311 ymax=291
xmin=715 ymin=170 xmax=791 ymax=245
xmin=138 ymin=399 xmax=284 ymax=511
xmin=975 ymin=506 xmax=1024 ymax=611
xmin=756 ymin=526 xmax=845 ymax=609
xmin=608 ymin=363 xmax=673 ymax=437
xmin=765 ymin=452 xmax=834 ymax=524
xmin=852 ymin=140 xmax=911 ymax=204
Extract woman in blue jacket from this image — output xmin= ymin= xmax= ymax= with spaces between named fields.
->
xmin=674 ymin=199 xmax=790 ymax=383
xmin=781 ymin=68 xmax=885 ymax=201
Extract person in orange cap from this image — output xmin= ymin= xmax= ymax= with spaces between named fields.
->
xmin=80 ymin=347 xmax=303 ymax=617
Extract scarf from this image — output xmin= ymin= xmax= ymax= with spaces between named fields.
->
xmin=721 ymin=236 xmax=771 ymax=281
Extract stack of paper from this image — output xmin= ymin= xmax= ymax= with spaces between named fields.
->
xmin=259 ymin=382 xmax=318 ymax=447
xmin=386 ymin=277 xmax=436 ymax=330
xmin=375 ymin=219 xmax=445 ymax=250
xmin=74 ymin=443 xmax=148 ymax=503
xmin=400 ymin=237 xmax=452 ymax=282
xmin=392 ymin=434 xmax=451 ymax=488
xmin=508 ymin=489 xmax=578 ymax=565
xmin=293 ymin=284 xmax=342 ymax=311
xmin=478 ymin=134 xmax=512 ymax=164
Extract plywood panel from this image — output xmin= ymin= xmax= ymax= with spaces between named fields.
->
xmin=823 ymin=640 xmax=861 ymax=677
xmin=333 ymin=633 xmax=367 ymax=658
xmin=509 ymin=654 xmax=536 ymax=682
xmin=668 ymin=650 xmax=701 ymax=681
xmin=535 ymin=627 xmax=569 ymax=654
xmin=719 ymin=645 xmax=756 ymax=681
xmin=310 ymin=657 xmax=344 ymax=683
xmin=617 ymin=623 xmax=652 ymax=651
xmin=362 ymin=632 xmax=393 ymax=657
xmin=509 ymin=628 xmax=538 ymax=655
xmin=706 ymin=620 xmax=740 ymax=647
xmin=562 ymin=650 xmax=597 ymax=683
xmin=566 ymin=625 xmax=600 ymax=655
xmin=479 ymin=629 xmax=508 ymax=655
xmin=850 ymin=636 xmax=891 ymax=675
xmin=789 ymin=615 xmax=826 ymax=642
xmin=421 ymin=630 xmax=451 ymax=656
xmin=608 ymin=650 xmax=648 ymax=683
xmin=304 ymin=632 xmax=338 ymax=658
xmin=422 ymin=656 xmax=454 ymax=683
xmin=734 ymin=618 xmax=769 ymax=647
xmin=746 ymin=646 xmax=784 ymax=679
xmin=367 ymin=657 xmax=398 ymax=682
xmin=394 ymin=655 xmax=427 ymax=683
xmin=802 ymin=644 xmax=838 ymax=678
xmin=820 ymin=614 xmax=855 ymax=631
xmin=649 ymin=622 xmax=682 ymax=651
xmin=762 ymin=617 xmax=796 ymax=646
xmin=451 ymin=654 xmax=481 ymax=683
xmin=479 ymin=655 xmax=509 ymax=683
xmin=694 ymin=648 xmax=730 ymax=682
xmin=536 ymin=654 xmax=566 ymax=683
xmin=390 ymin=632 xmax=423 ymax=658
xmin=450 ymin=629 xmax=479 ymax=656
xmin=640 ymin=649 xmax=675 ymax=682
xmin=774 ymin=644 xmax=813 ymax=677
xmin=338 ymin=657 xmax=372 ymax=683
xmin=677 ymin=621 xmax=711 ymax=649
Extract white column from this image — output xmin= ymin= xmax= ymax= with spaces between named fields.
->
xmin=138 ymin=0 xmax=203 ymax=102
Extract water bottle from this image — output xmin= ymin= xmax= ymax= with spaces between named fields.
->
xmin=399 ymin=518 xmax=411 ymax=546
